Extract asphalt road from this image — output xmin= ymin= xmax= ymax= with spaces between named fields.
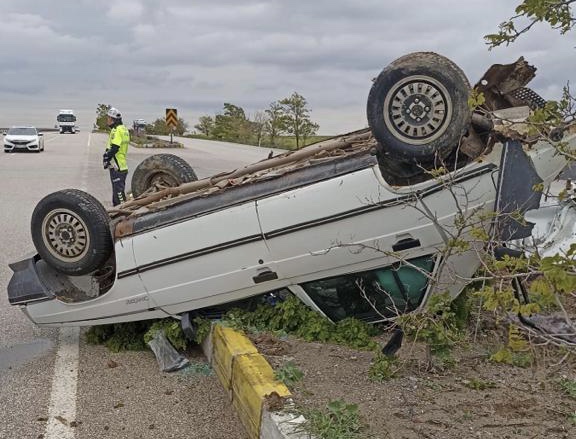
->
xmin=0 ymin=132 xmax=278 ymax=439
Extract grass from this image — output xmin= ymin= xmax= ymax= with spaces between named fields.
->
xmin=462 ymin=377 xmax=497 ymax=390
xmin=130 ymin=133 xmax=183 ymax=148
xmin=182 ymin=134 xmax=334 ymax=150
xmin=275 ymin=361 xmax=304 ymax=388
xmin=270 ymin=135 xmax=334 ymax=150
xmin=368 ymin=353 xmax=398 ymax=382
xmin=558 ymin=377 xmax=576 ymax=399
xmin=301 ymin=399 xmax=366 ymax=439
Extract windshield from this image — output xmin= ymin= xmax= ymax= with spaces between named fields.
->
xmin=7 ymin=127 xmax=37 ymax=136
xmin=57 ymin=114 xmax=76 ymax=122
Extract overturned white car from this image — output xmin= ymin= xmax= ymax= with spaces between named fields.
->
xmin=7 ymin=52 xmax=574 ymax=328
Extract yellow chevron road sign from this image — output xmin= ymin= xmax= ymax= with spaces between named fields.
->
xmin=165 ymin=108 xmax=178 ymax=129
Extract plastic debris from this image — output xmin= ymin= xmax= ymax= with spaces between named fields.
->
xmin=147 ymin=330 xmax=190 ymax=372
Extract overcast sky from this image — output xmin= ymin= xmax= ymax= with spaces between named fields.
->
xmin=0 ymin=0 xmax=574 ymax=134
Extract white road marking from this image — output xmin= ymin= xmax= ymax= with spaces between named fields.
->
xmin=80 ymin=132 xmax=91 ymax=190
xmin=44 ymin=327 xmax=80 ymax=439
xmin=43 ymin=134 xmax=60 ymax=144
xmin=45 ymin=134 xmax=92 ymax=439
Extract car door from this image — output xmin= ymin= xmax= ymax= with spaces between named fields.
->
xmin=131 ymin=201 xmax=284 ymax=315
xmin=255 ymin=165 xmax=444 ymax=285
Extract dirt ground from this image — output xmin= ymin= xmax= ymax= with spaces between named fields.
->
xmin=250 ymin=327 xmax=576 ymax=439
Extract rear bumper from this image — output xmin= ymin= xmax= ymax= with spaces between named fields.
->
xmin=8 ymin=255 xmax=54 ymax=305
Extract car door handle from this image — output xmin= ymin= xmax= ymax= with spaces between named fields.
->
xmin=392 ymin=238 xmax=421 ymax=252
xmin=252 ymin=270 xmax=278 ymax=284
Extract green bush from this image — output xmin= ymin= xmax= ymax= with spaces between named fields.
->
xmin=223 ymin=295 xmax=381 ymax=351
xmin=85 ymin=318 xmax=190 ymax=353
xmin=85 ymin=322 xmax=152 ymax=352
xmin=144 ymin=319 xmax=187 ymax=351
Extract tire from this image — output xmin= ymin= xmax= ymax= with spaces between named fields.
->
xmin=367 ymin=52 xmax=471 ymax=162
xmin=131 ymin=153 xmax=198 ymax=198
xmin=31 ymin=189 xmax=113 ymax=276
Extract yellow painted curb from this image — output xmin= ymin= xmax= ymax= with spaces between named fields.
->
xmin=212 ymin=325 xmax=258 ymax=395
xmin=209 ymin=325 xmax=291 ymax=439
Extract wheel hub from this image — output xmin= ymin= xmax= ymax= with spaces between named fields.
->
xmin=405 ymin=96 xmax=430 ymax=120
xmin=42 ymin=209 xmax=89 ymax=261
xmin=383 ymin=76 xmax=451 ymax=145
xmin=55 ymin=224 xmax=76 ymax=245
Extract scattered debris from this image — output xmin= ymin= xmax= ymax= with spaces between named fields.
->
xmin=146 ymin=330 xmax=190 ymax=372
xmin=514 ymin=313 xmax=576 ymax=345
xmin=264 ymin=391 xmax=287 ymax=412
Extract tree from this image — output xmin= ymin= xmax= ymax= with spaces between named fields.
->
xmin=300 ymin=118 xmax=320 ymax=147
xmin=194 ymin=115 xmax=214 ymax=137
xmin=147 ymin=117 xmax=188 ymax=135
xmin=252 ymin=111 xmax=268 ymax=147
xmin=485 ymin=1 xmax=575 ymax=48
xmin=95 ymin=104 xmax=111 ymax=131
xmin=264 ymin=101 xmax=287 ymax=146
xmin=212 ymin=103 xmax=254 ymax=143
xmin=279 ymin=92 xmax=319 ymax=149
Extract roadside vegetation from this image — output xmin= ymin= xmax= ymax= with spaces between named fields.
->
xmin=94 ymin=91 xmax=324 ymax=151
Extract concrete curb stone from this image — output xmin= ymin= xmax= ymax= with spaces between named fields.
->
xmin=201 ymin=324 xmax=311 ymax=439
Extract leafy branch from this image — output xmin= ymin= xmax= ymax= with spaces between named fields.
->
xmin=485 ymin=0 xmax=576 ymax=48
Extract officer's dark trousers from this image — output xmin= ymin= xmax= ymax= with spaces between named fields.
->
xmin=109 ymin=168 xmax=128 ymax=206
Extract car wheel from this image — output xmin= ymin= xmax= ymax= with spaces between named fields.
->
xmin=131 ymin=153 xmax=198 ymax=198
xmin=31 ymin=189 xmax=113 ymax=276
xmin=367 ymin=52 xmax=471 ymax=163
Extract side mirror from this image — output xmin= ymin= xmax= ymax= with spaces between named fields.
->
xmin=38 ymin=133 xmax=44 ymax=136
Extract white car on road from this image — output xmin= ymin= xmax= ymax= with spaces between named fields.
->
xmin=7 ymin=52 xmax=573 ymax=330
xmin=4 ymin=126 xmax=44 ymax=153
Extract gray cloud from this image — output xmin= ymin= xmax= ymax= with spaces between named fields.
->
xmin=0 ymin=0 xmax=573 ymax=134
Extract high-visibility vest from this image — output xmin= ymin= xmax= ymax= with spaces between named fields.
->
xmin=107 ymin=124 xmax=130 ymax=171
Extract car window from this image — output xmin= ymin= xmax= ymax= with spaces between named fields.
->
xmin=300 ymin=255 xmax=435 ymax=323
xmin=7 ymin=127 xmax=37 ymax=135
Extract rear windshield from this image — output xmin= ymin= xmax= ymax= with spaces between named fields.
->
xmin=7 ymin=127 xmax=37 ymax=135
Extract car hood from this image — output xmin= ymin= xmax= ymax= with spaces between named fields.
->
xmin=5 ymin=135 xmax=39 ymax=142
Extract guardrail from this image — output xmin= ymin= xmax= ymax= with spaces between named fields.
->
xmin=0 ymin=128 xmax=60 ymax=133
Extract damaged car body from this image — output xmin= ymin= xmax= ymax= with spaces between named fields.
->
xmin=7 ymin=52 xmax=574 ymax=328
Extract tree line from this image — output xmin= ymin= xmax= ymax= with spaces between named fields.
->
xmin=95 ymin=92 xmax=320 ymax=150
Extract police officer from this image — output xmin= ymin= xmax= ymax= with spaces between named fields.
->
xmin=103 ymin=107 xmax=130 ymax=206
